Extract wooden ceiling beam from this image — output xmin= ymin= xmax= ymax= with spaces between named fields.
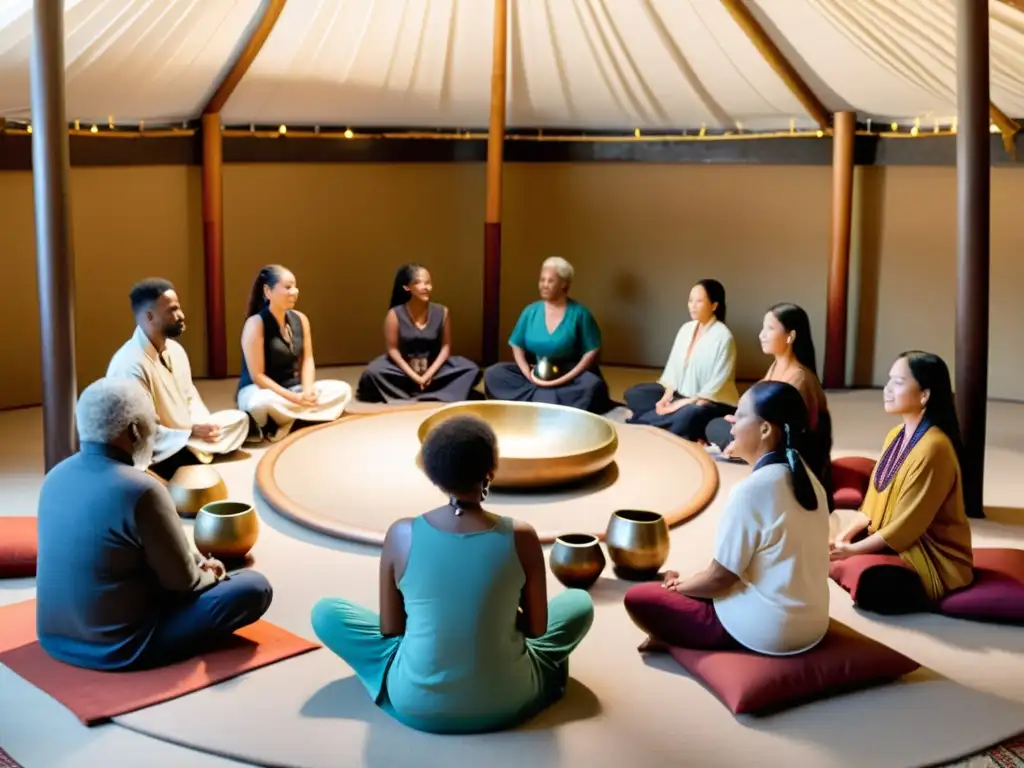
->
xmin=990 ymin=102 xmax=1019 ymax=157
xmin=204 ymin=0 xmax=287 ymax=115
xmin=719 ymin=0 xmax=831 ymax=130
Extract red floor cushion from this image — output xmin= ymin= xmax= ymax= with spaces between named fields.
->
xmin=0 ymin=517 xmax=38 ymax=578
xmin=936 ymin=548 xmax=1024 ymax=624
xmin=829 ymin=553 xmax=930 ymax=615
xmin=667 ymin=620 xmax=920 ymax=716
xmin=830 ymin=456 xmax=877 ymax=510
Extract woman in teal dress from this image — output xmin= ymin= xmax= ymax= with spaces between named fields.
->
xmin=309 ymin=415 xmax=595 ymax=734
xmin=483 ymin=256 xmax=611 ymax=412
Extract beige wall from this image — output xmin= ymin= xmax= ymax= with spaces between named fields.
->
xmin=1 ymin=162 xmax=1021 ymax=410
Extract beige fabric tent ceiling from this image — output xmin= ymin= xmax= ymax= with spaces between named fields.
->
xmin=0 ymin=0 xmax=1022 ymax=132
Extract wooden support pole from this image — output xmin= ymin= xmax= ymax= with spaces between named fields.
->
xmin=483 ymin=0 xmax=508 ymax=366
xmin=201 ymin=113 xmax=226 ymax=378
xmin=30 ymin=0 xmax=78 ymax=470
xmin=823 ymin=111 xmax=855 ymax=389
xmin=201 ymin=0 xmax=287 ymax=378
xmin=955 ymin=0 xmax=990 ymax=519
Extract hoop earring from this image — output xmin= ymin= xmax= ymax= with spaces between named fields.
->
xmin=481 ymin=480 xmax=490 ymax=501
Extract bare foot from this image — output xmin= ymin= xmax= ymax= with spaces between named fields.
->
xmin=637 ymin=635 xmax=669 ymax=653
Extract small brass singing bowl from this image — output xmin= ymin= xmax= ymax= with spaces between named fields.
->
xmin=168 ymin=465 xmax=228 ymax=517
xmin=193 ymin=500 xmax=260 ymax=562
xmin=417 ymin=401 xmax=618 ymax=488
xmin=605 ymin=509 xmax=670 ymax=580
xmin=549 ymin=533 xmax=607 ymax=590
xmin=532 ymin=357 xmax=560 ymax=382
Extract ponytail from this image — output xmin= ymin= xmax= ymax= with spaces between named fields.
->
xmin=244 ymin=265 xmax=284 ymax=320
xmin=783 ymin=422 xmax=819 ymax=512
xmin=749 ymin=380 xmax=821 ymax=512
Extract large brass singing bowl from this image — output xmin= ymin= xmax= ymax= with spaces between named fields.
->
xmin=193 ymin=500 xmax=260 ymax=561
xmin=416 ymin=401 xmax=618 ymax=488
xmin=168 ymin=465 xmax=228 ymax=517
xmin=549 ymin=533 xmax=607 ymax=590
xmin=605 ymin=509 xmax=670 ymax=579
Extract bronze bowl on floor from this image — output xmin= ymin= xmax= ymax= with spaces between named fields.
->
xmin=416 ymin=401 xmax=618 ymax=488
xmin=549 ymin=533 xmax=607 ymax=589
xmin=193 ymin=501 xmax=260 ymax=562
xmin=168 ymin=465 xmax=228 ymax=517
xmin=605 ymin=509 xmax=670 ymax=580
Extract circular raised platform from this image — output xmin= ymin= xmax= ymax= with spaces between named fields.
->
xmin=416 ymin=400 xmax=618 ymax=487
xmin=255 ymin=405 xmax=719 ymax=545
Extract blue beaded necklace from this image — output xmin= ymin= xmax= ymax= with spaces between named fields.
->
xmin=873 ymin=418 xmax=932 ymax=493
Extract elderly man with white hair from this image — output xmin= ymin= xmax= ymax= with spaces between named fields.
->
xmin=484 ymin=256 xmax=611 ymax=413
xmin=35 ymin=378 xmax=273 ymax=671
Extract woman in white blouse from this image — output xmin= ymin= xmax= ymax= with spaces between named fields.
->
xmin=624 ymin=380 xmax=830 ymax=657
xmin=625 ymin=279 xmax=739 ymax=441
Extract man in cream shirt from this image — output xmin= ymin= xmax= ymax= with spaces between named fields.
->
xmin=107 ymin=278 xmax=250 ymax=480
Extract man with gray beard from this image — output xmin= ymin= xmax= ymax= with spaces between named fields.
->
xmin=34 ymin=378 xmax=272 ymax=671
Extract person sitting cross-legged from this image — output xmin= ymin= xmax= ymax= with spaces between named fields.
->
xmin=310 ymin=414 xmax=594 ymax=734
xmin=35 ymin=378 xmax=273 ymax=671
xmin=107 ymin=277 xmax=251 ymax=481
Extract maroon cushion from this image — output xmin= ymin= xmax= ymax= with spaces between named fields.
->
xmin=0 ymin=517 xmax=37 ymax=578
xmin=829 ymin=554 xmax=929 ymax=615
xmin=937 ymin=548 xmax=1024 ymax=624
xmin=667 ymin=620 xmax=920 ymax=716
xmin=833 ymin=487 xmax=865 ymax=510
xmin=830 ymin=456 xmax=876 ymax=510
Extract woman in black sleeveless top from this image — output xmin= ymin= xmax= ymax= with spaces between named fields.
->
xmin=237 ymin=265 xmax=352 ymax=440
xmin=357 ymin=264 xmax=481 ymax=403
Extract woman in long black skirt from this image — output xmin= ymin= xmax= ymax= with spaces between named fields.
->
xmin=357 ymin=264 xmax=481 ymax=403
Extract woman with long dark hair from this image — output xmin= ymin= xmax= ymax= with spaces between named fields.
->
xmin=625 ymin=278 xmax=739 ymax=441
xmin=706 ymin=302 xmax=834 ymax=508
xmin=624 ymin=381 xmax=830 ymax=656
xmin=236 ymin=265 xmax=351 ymax=440
xmin=356 ymin=263 xmax=481 ymax=403
xmin=831 ymin=351 xmax=973 ymax=601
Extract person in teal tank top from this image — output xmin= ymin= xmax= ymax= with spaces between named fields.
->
xmin=483 ymin=257 xmax=611 ymax=413
xmin=310 ymin=415 xmax=595 ymax=734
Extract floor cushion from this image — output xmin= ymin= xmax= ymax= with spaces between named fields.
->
xmin=0 ymin=517 xmax=37 ymax=578
xmin=830 ymin=456 xmax=876 ymax=510
xmin=829 ymin=553 xmax=930 ymax=615
xmin=936 ymin=548 xmax=1024 ymax=624
xmin=666 ymin=620 xmax=921 ymax=716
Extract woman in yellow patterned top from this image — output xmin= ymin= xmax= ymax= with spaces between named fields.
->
xmin=830 ymin=351 xmax=974 ymax=601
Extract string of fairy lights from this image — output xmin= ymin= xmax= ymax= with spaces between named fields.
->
xmin=0 ymin=115 xmax=1007 ymax=141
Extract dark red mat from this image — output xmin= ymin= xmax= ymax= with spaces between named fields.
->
xmin=0 ymin=599 xmax=319 ymax=725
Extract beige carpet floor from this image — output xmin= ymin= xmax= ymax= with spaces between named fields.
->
xmin=2 ymin=366 xmax=1024 ymax=768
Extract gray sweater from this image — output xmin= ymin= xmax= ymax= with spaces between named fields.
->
xmin=35 ymin=442 xmax=216 ymax=670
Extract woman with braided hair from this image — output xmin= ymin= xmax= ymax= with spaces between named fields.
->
xmin=623 ymin=380 xmax=831 ymax=656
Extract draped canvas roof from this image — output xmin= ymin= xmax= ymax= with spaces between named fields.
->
xmin=0 ymin=0 xmax=1021 ymax=132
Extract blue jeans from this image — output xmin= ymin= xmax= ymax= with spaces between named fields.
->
xmin=132 ymin=570 xmax=273 ymax=669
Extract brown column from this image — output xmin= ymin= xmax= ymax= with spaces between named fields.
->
xmin=955 ymin=0 xmax=990 ymax=519
xmin=30 ymin=0 xmax=78 ymax=470
xmin=483 ymin=0 xmax=508 ymax=365
xmin=201 ymin=113 xmax=227 ymax=378
xmin=201 ymin=0 xmax=288 ymax=379
xmin=823 ymin=111 xmax=856 ymax=389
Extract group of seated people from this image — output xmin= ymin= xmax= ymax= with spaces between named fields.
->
xmin=104 ymin=255 xmax=610 ymax=480
xmin=34 ymin=320 xmax=976 ymax=730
